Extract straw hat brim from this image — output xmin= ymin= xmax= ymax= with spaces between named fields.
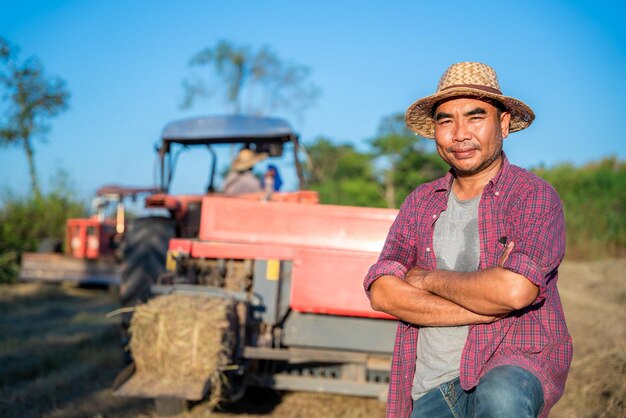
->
xmin=232 ymin=152 xmax=268 ymax=171
xmin=405 ymin=87 xmax=535 ymax=139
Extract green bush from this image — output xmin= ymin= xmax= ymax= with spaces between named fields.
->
xmin=534 ymin=157 xmax=626 ymax=259
xmin=0 ymin=173 xmax=86 ymax=283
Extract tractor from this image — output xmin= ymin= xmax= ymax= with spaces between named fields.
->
xmin=112 ymin=115 xmax=399 ymax=413
xmin=19 ymin=185 xmax=157 ymax=287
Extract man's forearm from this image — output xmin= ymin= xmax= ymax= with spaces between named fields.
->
xmin=369 ymin=275 xmax=499 ymax=326
xmin=416 ymin=267 xmax=539 ymax=315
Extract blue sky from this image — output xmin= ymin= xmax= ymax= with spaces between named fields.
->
xmin=1 ymin=0 xmax=625 ymax=199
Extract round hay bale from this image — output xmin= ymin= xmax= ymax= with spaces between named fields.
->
xmin=129 ymin=294 xmax=237 ymax=407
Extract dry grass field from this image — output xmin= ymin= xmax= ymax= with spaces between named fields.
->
xmin=0 ymin=259 xmax=624 ymax=418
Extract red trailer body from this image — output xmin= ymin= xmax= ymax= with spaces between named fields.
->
xmin=170 ymin=195 xmax=395 ymax=319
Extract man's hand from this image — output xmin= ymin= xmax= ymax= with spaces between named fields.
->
xmin=404 ymin=266 xmax=429 ymax=289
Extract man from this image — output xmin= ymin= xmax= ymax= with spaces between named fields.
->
xmin=364 ymin=62 xmax=572 ymax=418
xmin=223 ymin=148 xmax=267 ymax=195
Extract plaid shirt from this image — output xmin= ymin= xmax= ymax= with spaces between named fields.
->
xmin=364 ymin=154 xmax=572 ymax=418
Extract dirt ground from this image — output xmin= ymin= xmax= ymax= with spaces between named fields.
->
xmin=0 ymin=259 xmax=624 ymax=418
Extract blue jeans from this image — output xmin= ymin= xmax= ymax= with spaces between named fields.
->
xmin=410 ymin=366 xmax=544 ymax=418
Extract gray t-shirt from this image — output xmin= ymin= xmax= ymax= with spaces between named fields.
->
xmin=411 ymin=190 xmax=480 ymax=400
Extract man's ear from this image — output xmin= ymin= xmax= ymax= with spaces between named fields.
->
xmin=500 ymin=112 xmax=511 ymax=138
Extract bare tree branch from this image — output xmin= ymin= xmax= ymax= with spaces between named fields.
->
xmin=181 ymin=40 xmax=319 ymax=119
xmin=0 ymin=37 xmax=70 ymax=197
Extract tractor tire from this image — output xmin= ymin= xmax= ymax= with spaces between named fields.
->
xmin=119 ymin=216 xmax=175 ymax=307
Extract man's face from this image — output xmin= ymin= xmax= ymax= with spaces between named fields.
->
xmin=433 ymin=98 xmax=511 ymax=176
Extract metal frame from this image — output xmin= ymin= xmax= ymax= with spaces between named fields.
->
xmin=155 ymin=115 xmax=304 ymax=192
xmin=244 ymin=346 xmax=390 ymax=400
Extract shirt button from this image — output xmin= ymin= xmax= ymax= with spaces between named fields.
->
xmin=426 ymin=247 xmax=431 ymax=252
xmin=432 ymin=214 xmax=437 ymax=219
xmin=494 ymin=191 xmax=500 ymax=196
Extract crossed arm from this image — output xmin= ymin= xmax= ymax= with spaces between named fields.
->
xmin=369 ymin=242 xmax=539 ymax=327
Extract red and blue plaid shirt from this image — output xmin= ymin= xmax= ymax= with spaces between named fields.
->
xmin=364 ymin=153 xmax=572 ymax=418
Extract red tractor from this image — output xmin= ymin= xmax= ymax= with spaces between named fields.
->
xmin=113 ymin=115 xmax=398 ymax=411
xmin=19 ymin=185 xmax=157 ymax=287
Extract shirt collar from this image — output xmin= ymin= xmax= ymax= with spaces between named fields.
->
xmin=433 ymin=170 xmax=454 ymax=193
xmin=487 ymin=151 xmax=510 ymax=192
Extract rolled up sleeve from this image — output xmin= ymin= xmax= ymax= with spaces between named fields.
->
xmin=364 ymin=193 xmax=418 ymax=298
xmin=503 ymin=192 xmax=566 ymax=304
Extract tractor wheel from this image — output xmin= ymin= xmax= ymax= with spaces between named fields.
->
xmin=119 ymin=217 xmax=175 ymax=360
xmin=119 ymin=216 xmax=175 ymax=307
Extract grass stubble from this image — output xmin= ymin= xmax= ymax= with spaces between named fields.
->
xmin=0 ymin=259 xmax=624 ymax=418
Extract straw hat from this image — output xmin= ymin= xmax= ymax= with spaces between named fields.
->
xmin=405 ymin=62 xmax=535 ymax=138
xmin=232 ymin=148 xmax=268 ymax=171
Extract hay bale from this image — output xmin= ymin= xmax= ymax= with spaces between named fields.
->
xmin=129 ymin=294 xmax=237 ymax=407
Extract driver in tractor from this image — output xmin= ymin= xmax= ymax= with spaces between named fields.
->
xmin=223 ymin=148 xmax=268 ymax=195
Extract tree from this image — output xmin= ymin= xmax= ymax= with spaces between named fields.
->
xmin=303 ymin=137 xmax=386 ymax=207
xmin=181 ymin=40 xmax=319 ymax=117
xmin=371 ymin=112 xmax=447 ymax=208
xmin=301 ymin=115 xmax=447 ymax=209
xmin=0 ymin=37 xmax=70 ymax=198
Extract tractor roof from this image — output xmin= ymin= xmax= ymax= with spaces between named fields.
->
xmin=96 ymin=185 xmax=159 ymax=198
xmin=161 ymin=115 xmax=296 ymax=146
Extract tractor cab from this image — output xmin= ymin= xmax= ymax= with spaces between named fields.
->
xmin=66 ymin=184 xmax=159 ymax=259
xmin=157 ymin=114 xmax=304 ymax=194
xmin=144 ymin=115 xmax=318 ymax=237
